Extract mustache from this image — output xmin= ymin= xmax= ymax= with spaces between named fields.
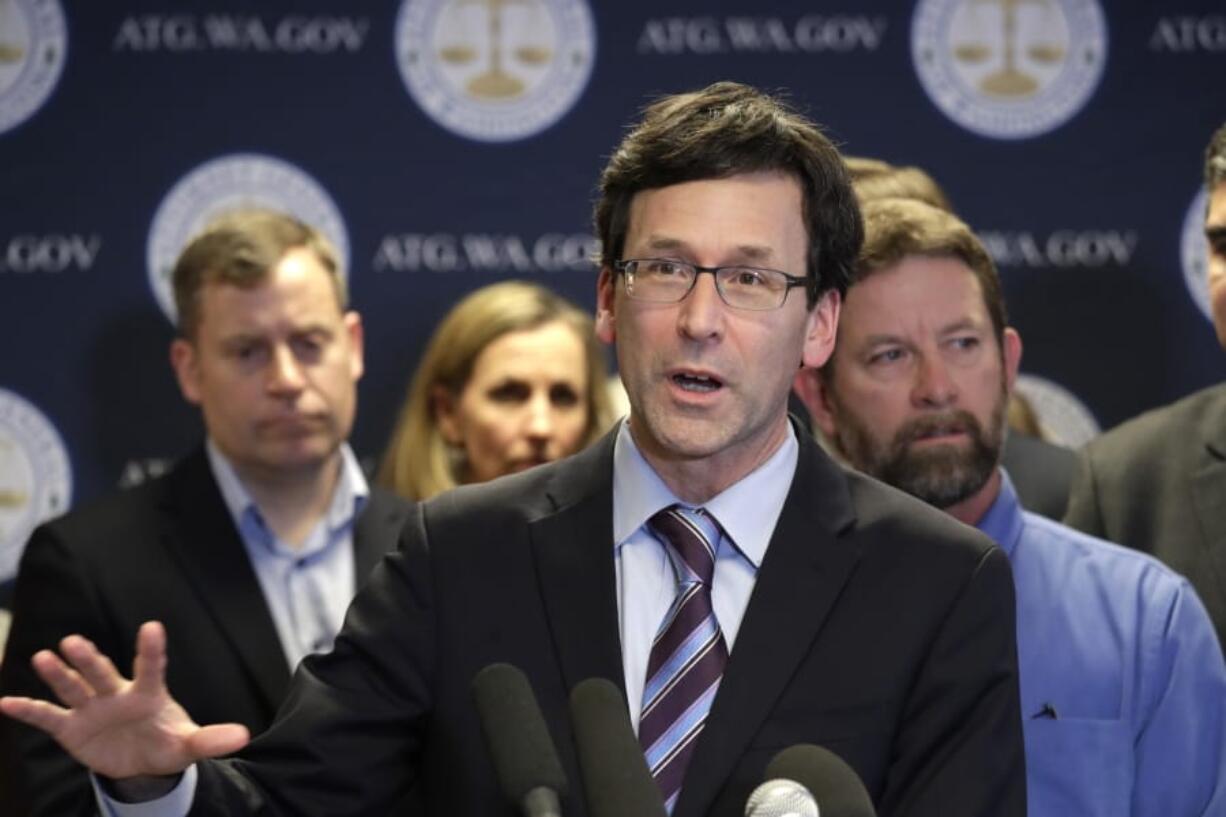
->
xmin=893 ymin=410 xmax=983 ymax=447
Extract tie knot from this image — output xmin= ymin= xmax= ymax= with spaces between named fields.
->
xmin=648 ymin=505 xmax=720 ymax=587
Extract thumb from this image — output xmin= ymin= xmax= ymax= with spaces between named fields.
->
xmin=186 ymin=723 xmax=250 ymax=759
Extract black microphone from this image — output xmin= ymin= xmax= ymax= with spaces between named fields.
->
xmin=748 ymin=744 xmax=876 ymax=817
xmin=472 ymin=663 xmax=569 ymax=817
xmin=568 ymin=677 xmax=668 ymax=817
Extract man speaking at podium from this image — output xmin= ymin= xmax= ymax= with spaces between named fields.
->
xmin=1 ymin=82 xmax=1026 ymax=817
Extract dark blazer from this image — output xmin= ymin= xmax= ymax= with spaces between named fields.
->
xmin=0 ymin=448 xmax=411 ymax=816
xmin=1001 ymin=431 xmax=1078 ymax=521
xmin=1065 ymin=383 xmax=1226 ymax=648
xmin=194 ymin=430 xmax=1026 ymax=817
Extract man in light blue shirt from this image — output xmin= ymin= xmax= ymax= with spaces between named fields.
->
xmin=796 ymin=195 xmax=1226 ymax=815
xmin=0 ymin=209 xmax=411 ymax=816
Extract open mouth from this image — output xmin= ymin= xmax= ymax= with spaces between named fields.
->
xmin=671 ymin=371 xmax=723 ymax=393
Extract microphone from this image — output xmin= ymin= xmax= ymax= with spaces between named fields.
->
xmin=751 ymin=744 xmax=876 ymax=817
xmin=568 ymin=677 xmax=668 ymax=817
xmin=472 ymin=663 xmax=569 ymax=817
xmin=745 ymin=778 xmax=818 ymax=817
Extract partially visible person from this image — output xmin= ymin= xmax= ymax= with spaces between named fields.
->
xmin=839 ymin=156 xmax=1076 ymax=520
xmin=377 ymin=280 xmax=615 ymax=501
xmin=843 ymin=156 xmax=954 ymax=211
xmin=1004 ymin=392 xmax=1077 ymax=519
xmin=0 ymin=210 xmax=412 ymax=816
xmin=1065 ymin=122 xmax=1226 ymax=647
xmin=794 ymin=196 xmax=1226 ymax=816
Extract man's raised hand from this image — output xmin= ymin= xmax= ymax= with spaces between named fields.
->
xmin=0 ymin=621 xmax=249 ymax=782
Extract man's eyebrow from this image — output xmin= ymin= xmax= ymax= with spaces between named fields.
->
xmin=638 ymin=236 xmax=776 ymax=262
xmin=1206 ymin=225 xmax=1226 ymax=242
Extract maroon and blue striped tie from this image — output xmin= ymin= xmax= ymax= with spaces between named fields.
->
xmin=639 ymin=505 xmax=729 ymax=813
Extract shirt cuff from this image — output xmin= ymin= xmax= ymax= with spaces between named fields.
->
xmin=92 ymin=764 xmax=197 ymax=817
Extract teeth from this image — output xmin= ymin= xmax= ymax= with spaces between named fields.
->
xmin=674 ymin=373 xmax=719 ymax=392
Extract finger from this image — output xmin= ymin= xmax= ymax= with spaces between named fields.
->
xmin=130 ymin=621 xmax=168 ymax=696
xmin=0 ymin=695 xmax=71 ymax=737
xmin=59 ymin=637 xmax=126 ymax=697
xmin=30 ymin=650 xmax=97 ymax=708
xmin=186 ymin=723 xmax=250 ymax=760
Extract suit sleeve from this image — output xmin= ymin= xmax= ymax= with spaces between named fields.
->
xmin=1062 ymin=448 xmax=1107 ymax=538
xmin=879 ymin=545 xmax=1027 ymax=817
xmin=190 ymin=504 xmax=435 ymax=816
xmin=1131 ymin=576 xmax=1226 ymax=816
xmin=0 ymin=524 xmax=116 ymax=817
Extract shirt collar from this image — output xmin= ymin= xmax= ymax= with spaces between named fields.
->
xmin=205 ymin=439 xmax=369 ymax=545
xmin=974 ymin=467 xmax=1024 ymax=557
xmin=611 ymin=419 xmax=799 ymax=568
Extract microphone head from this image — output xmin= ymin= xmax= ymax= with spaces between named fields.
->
xmin=764 ymin=745 xmax=875 ymax=817
xmin=568 ymin=677 xmax=668 ymax=817
xmin=472 ymin=663 xmax=568 ymax=805
xmin=745 ymin=778 xmax=819 ymax=817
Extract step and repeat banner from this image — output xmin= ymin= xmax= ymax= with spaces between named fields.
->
xmin=1 ymin=0 xmax=1223 ymax=591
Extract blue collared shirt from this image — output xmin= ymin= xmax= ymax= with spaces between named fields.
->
xmin=206 ymin=440 xmax=369 ymax=671
xmin=979 ymin=470 xmax=1226 ymax=816
xmin=614 ymin=419 xmax=797 ymax=730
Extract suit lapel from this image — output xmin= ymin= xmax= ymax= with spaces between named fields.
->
xmin=530 ymin=433 xmax=626 ymax=698
xmin=675 ymin=436 xmax=860 ymax=817
xmin=158 ymin=450 xmax=289 ymax=713
xmin=1191 ymin=397 xmax=1226 ymax=610
xmin=352 ymin=487 xmax=411 ymax=590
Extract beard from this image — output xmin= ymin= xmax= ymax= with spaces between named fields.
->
xmin=832 ymin=397 xmax=1005 ymax=510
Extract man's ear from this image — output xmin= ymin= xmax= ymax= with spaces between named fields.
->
xmin=792 ymin=366 xmax=840 ymax=441
xmin=801 ymin=289 xmax=840 ymax=369
xmin=1002 ymin=327 xmax=1022 ymax=392
xmin=595 ymin=266 xmax=617 ymax=344
xmin=169 ymin=338 xmax=202 ymax=405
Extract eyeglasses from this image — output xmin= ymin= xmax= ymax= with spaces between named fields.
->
xmin=613 ymin=258 xmax=810 ymax=311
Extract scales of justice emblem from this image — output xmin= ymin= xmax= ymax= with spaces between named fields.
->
xmin=396 ymin=0 xmax=594 ymax=141
xmin=913 ymin=0 xmax=1104 ymax=138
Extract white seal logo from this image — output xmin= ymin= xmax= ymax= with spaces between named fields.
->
xmin=1181 ymin=188 xmax=1211 ymax=323
xmin=912 ymin=0 xmax=1106 ymax=139
xmin=0 ymin=0 xmax=67 ymax=135
xmin=394 ymin=0 xmax=596 ymax=142
xmin=1013 ymin=373 xmax=1099 ymax=447
xmin=146 ymin=153 xmax=350 ymax=323
xmin=0 ymin=388 xmax=71 ymax=581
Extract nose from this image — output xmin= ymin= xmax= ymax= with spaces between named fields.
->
xmin=524 ymin=393 xmax=556 ymax=442
xmin=677 ymin=271 xmax=725 ymax=341
xmin=911 ymin=353 xmax=957 ymax=408
xmin=267 ymin=344 xmax=306 ymax=396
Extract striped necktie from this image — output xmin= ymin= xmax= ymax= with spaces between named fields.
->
xmin=639 ymin=505 xmax=729 ymax=813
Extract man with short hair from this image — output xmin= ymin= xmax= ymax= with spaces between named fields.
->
xmin=0 ymin=210 xmax=412 ymax=816
xmin=1065 ymin=122 xmax=1226 ymax=648
xmin=795 ymin=195 xmax=1226 ymax=815
xmin=2 ymin=83 xmax=1025 ymax=817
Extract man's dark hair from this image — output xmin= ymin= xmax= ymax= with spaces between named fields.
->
xmin=172 ymin=209 xmax=345 ymax=339
xmin=594 ymin=81 xmax=863 ymax=306
xmin=1206 ymin=122 xmax=1226 ymax=191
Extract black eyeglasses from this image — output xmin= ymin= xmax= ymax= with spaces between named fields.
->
xmin=614 ymin=258 xmax=809 ymax=311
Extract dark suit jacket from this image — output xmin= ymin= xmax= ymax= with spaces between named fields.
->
xmin=0 ymin=448 xmax=411 ymax=816
xmin=1065 ymin=382 xmax=1226 ymax=648
xmin=1002 ymin=431 xmax=1078 ymax=521
xmin=193 ymin=430 xmax=1025 ymax=817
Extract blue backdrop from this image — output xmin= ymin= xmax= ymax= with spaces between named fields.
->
xmin=1 ymin=0 xmax=1224 ymax=587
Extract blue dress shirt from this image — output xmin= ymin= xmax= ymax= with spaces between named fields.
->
xmin=980 ymin=470 xmax=1226 ymax=816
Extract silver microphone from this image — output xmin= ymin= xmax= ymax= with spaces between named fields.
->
xmin=745 ymin=778 xmax=819 ymax=817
